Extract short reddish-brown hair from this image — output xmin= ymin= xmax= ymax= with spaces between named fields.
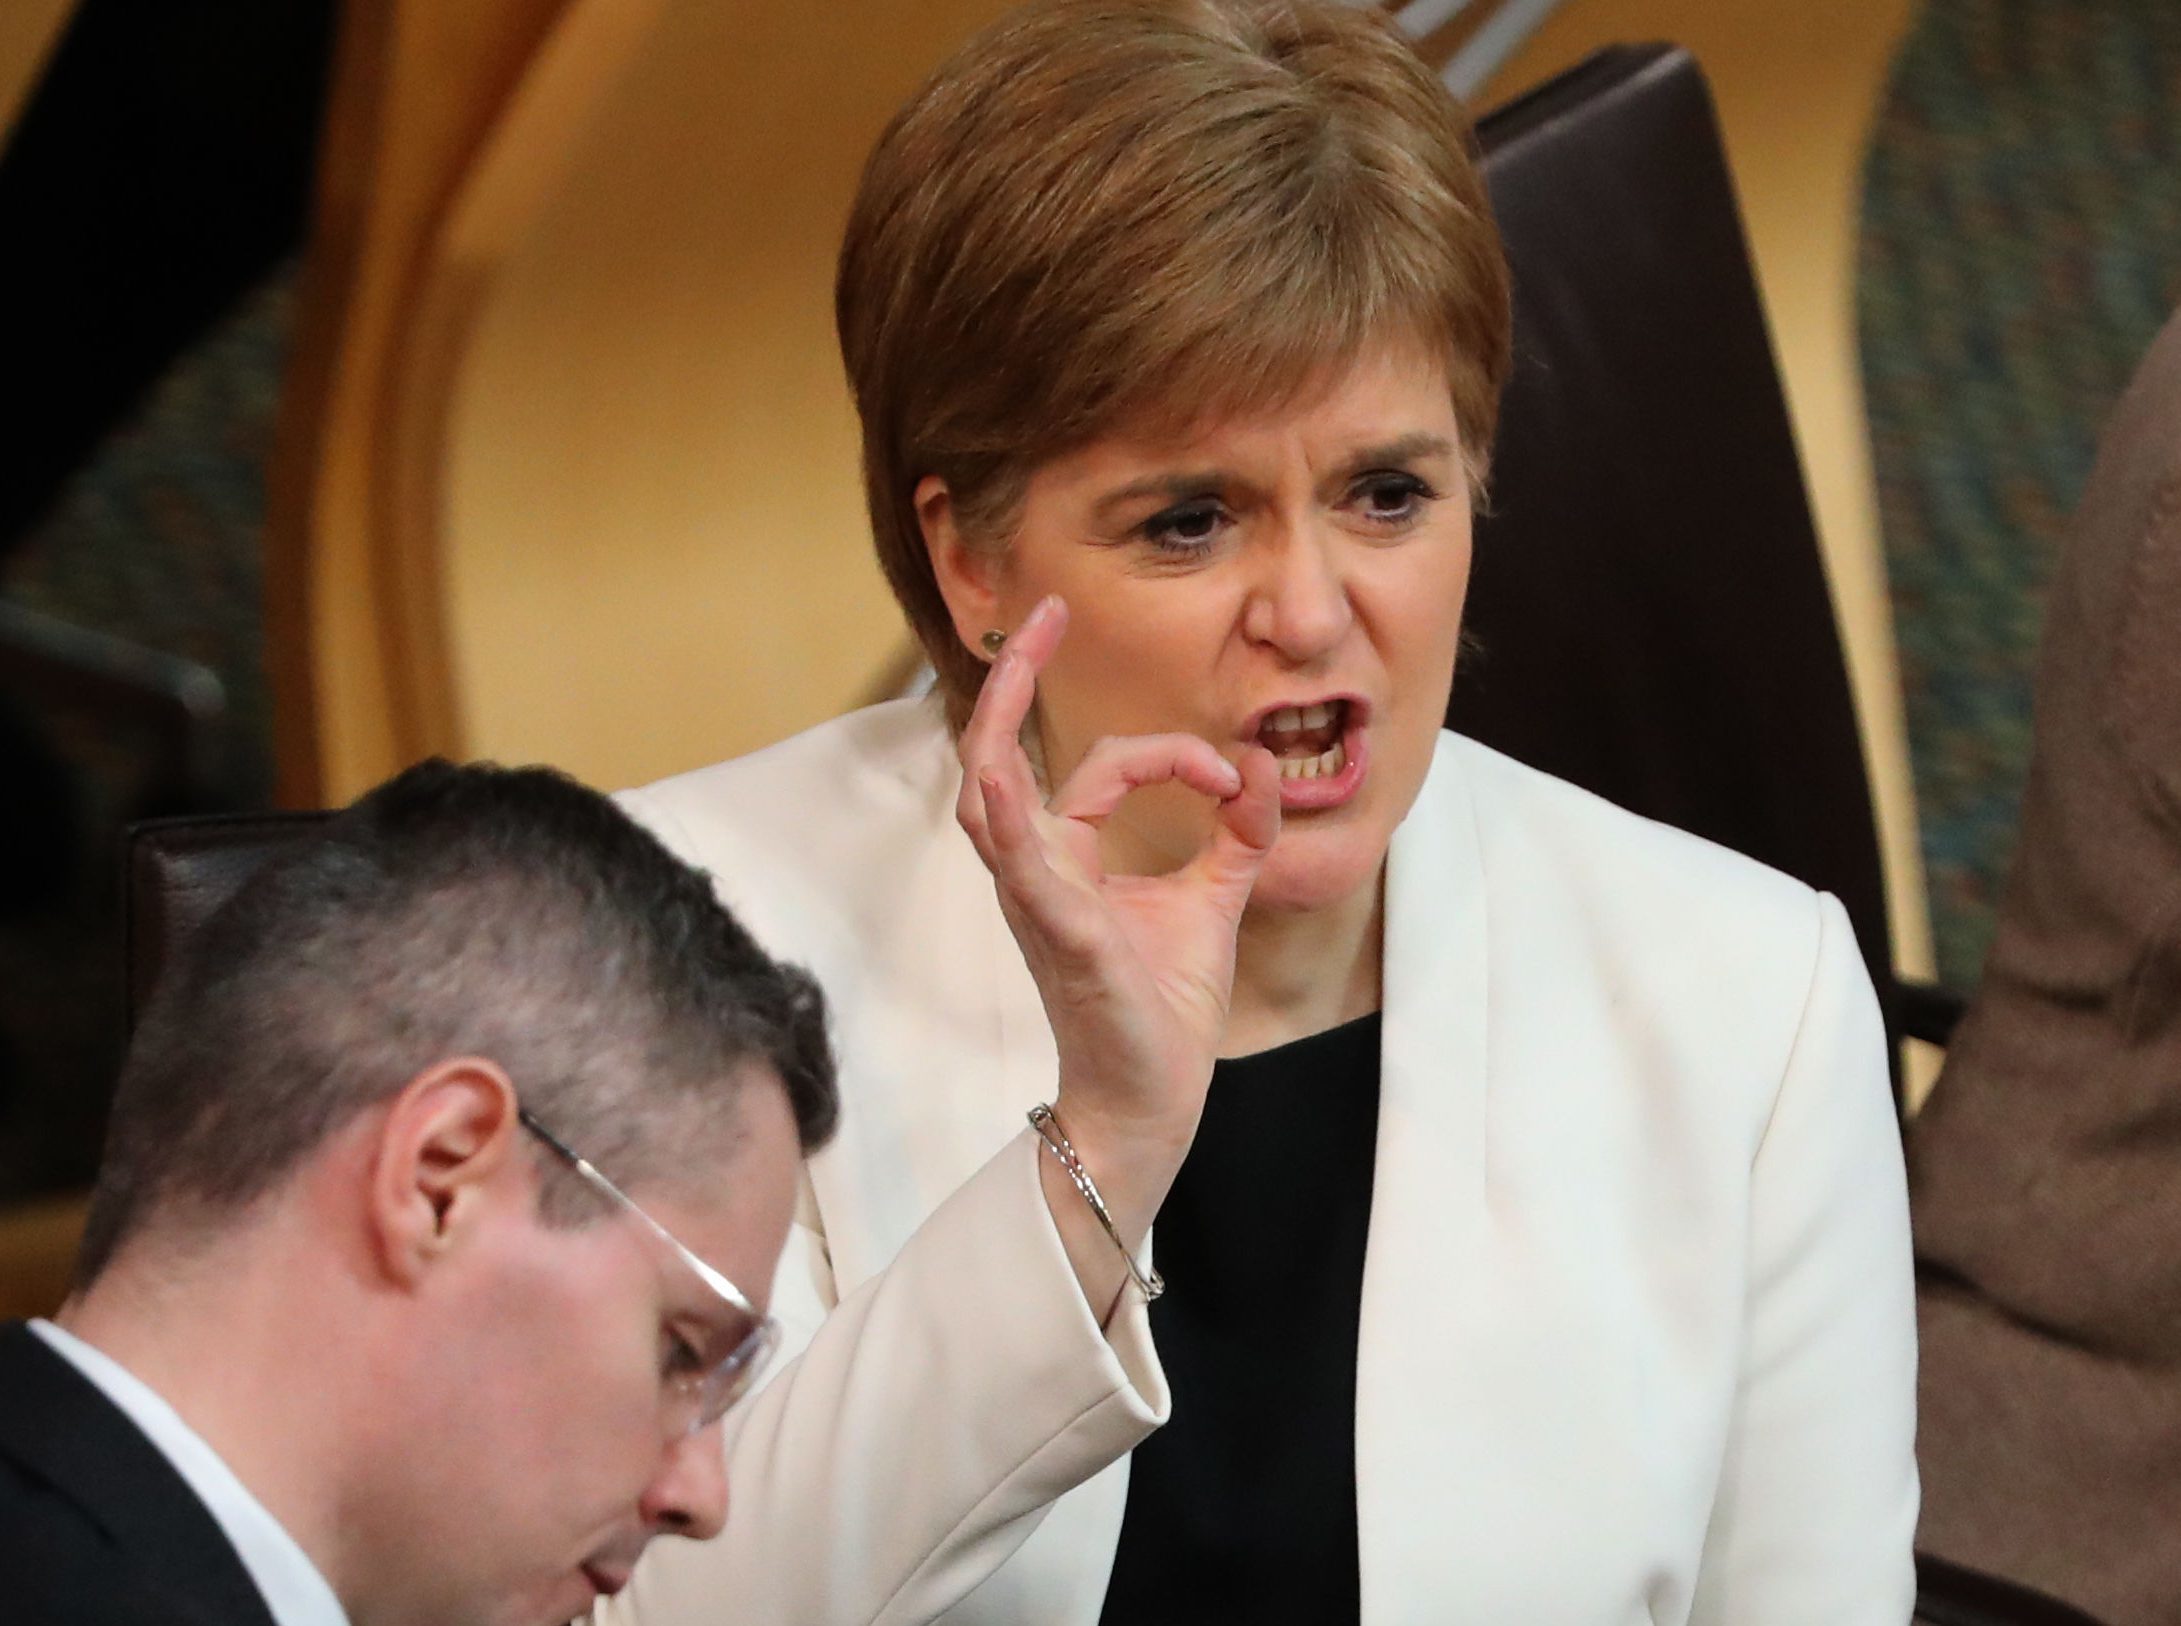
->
xmin=837 ymin=0 xmax=1513 ymax=728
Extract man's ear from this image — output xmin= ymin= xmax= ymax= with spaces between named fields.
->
xmin=366 ymin=1058 xmax=523 ymax=1289
xmin=915 ymin=475 xmax=1007 ymax=661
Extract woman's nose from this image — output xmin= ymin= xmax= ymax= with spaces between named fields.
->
xmin=1240 ymin=523 xmax=1353 ymax=661
xmin=641 ymin=1421 xmax=730 ymax=1541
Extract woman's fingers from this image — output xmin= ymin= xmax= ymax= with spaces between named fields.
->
xmin=955 ymin=596 xmax=1068 ymax=850
xmin=1047 ymin=732 xmax=1243 ymax=824
xmin=978 ymin=769 xmax=1099 ymax=961
xmin=1000 ymin=593 xmax=1067 ymax=671
xmin=957 ymin=596 xmax=1066 ymax=777
xmin=1191 ymin=744 xmax=1282 ymax=894
xmin=977 ymin=767 xmax=1043 ymax=877
xmin=954 ymin=598 xmax=1274 ymax=938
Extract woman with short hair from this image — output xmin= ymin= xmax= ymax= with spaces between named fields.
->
xmin=607 ymin=3 xmax=1917 ymax=1622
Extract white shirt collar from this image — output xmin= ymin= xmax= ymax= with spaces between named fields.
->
xmin=30 ymin=1319 xmax=350 ymax=1626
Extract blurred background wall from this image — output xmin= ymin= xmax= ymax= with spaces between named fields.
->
xmin=0 ymin=2 xmax=72 ymax=138
xmin=439 ymin=0 xmax=1019 ymax=794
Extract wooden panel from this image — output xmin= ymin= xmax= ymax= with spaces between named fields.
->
xmin=266 ymin=0 xmax=665 ymax=804
xmin=0 ymin=1192 xmax=86 ymax=1321
xmin=0 ymin=0 xmax=74 ymax=146
xmin=440 ymin=0 xmax=1017 ymax=788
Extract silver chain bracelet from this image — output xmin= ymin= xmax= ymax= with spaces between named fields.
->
xmin=1027 ymin=1103 xmax=1165 ymax=1302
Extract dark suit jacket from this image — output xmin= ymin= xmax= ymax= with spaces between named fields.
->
xmin=0 ymin=1321 xmax=277 ymax=1626
xmin=1910 ymin=305 xmax=2181 ymax=1625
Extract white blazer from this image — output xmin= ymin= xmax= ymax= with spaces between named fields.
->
xmin=604 ymin=699 xmax=1917 ymax=1626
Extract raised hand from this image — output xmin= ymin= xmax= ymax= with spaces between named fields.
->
xmin=955 ymin=596 xmax=1280 ymax=1311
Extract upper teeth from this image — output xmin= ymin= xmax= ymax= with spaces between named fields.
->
xmin=1265 ymin=702 xmax=1337 ymax=733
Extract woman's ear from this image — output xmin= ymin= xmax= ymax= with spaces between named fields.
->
xmin=915 ymin=475 xmax=1006 ymax=661
xmin=366 ymin=1058 xmax=522 ymax=1288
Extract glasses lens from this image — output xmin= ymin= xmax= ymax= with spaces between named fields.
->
xmin=518 ymin=1109 xmax=779 ymax=1440
xmin=663 ymin=1316 xmax=777 ymax=1440
xmin=703 ymin=1318 xmax=780 ymax=1430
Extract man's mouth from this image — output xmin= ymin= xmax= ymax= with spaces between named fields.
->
xmin=582 ymin=1561 xmax=631 ymax=1599
xmin=1255 ymin=698 xmax=1352 ymax=780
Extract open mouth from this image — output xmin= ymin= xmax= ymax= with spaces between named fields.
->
xmin=1256 ymin=699 xmax=1350 ymax=781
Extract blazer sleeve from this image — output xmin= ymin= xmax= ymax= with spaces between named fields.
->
xmin=1687 ymin=891 xmax=1920 ymax=1625
xmin=599 ymin=1128 xmax=1169 ymax=1626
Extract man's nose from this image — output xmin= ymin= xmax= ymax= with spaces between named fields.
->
xmin=1241 ymin=523 xmax=1352 ymax=661
xmin=641 ymin=1422 xmax=730 ymax=1541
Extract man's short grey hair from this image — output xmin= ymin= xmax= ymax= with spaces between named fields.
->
xmin=76 ymin=759 xmax=837 ymax=1285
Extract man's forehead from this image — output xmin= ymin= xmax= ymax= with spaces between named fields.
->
xmin=622 ymin=1062 xmax=788 ymax=1189
xmin=629 ymin=1079 xmax=799 ymax=1307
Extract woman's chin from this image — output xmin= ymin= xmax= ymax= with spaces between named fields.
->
xmin=1245 ymin=832 xmax=1387 ymax=919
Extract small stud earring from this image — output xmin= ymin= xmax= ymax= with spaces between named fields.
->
xmin=980 ymin=629 xmax=1007 ymax=657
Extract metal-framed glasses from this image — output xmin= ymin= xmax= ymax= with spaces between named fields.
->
xmin=519 ymin=1106 xmax=779 ymax=1437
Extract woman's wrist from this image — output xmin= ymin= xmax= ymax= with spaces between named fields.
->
xmin=1047 ymin=1088 xmax=1195 ymax=1217
xmin=1050 ymin=1071 xmax=1203 ymax=1159
xmin=1030 ymin=1104 xmax=1165 ymax=1304
xmin=1036 ymin=1088 xmax=1199 ymax=1322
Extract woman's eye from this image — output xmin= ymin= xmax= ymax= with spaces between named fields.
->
xmin=1350 ymin=472 xmax=1436 ymax=527
xmin=1136 ymin=500 xmax=1227 ymax=553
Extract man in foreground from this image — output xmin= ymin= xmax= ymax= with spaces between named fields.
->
xmin=0 ymin=759 xmax=838 ymax=1625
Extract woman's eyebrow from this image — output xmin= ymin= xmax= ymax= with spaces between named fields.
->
xmin=1091 ymin=469 xmax=1227 ymax=522
xmin=1337 ymin=432 xmax=1457 ymax=475
xmin=1091 ymin=432 xmax=1456 ymax=521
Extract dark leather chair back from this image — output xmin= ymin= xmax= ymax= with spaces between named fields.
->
xmin=124 ymin=812 xmax=326 ymax=1029
xmin=1466 ymin=46 xmax=1894 ymax=1012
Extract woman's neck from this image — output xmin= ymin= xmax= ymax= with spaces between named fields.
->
xmin=1222 ymin=867 xmax=1384 ymax=1058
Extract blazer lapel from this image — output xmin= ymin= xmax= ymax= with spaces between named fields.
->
xmin=1355 ymin=736 xmax=1493 ymax=1625
xmin=0 ymin=1323 xmax=278 ymax=1626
